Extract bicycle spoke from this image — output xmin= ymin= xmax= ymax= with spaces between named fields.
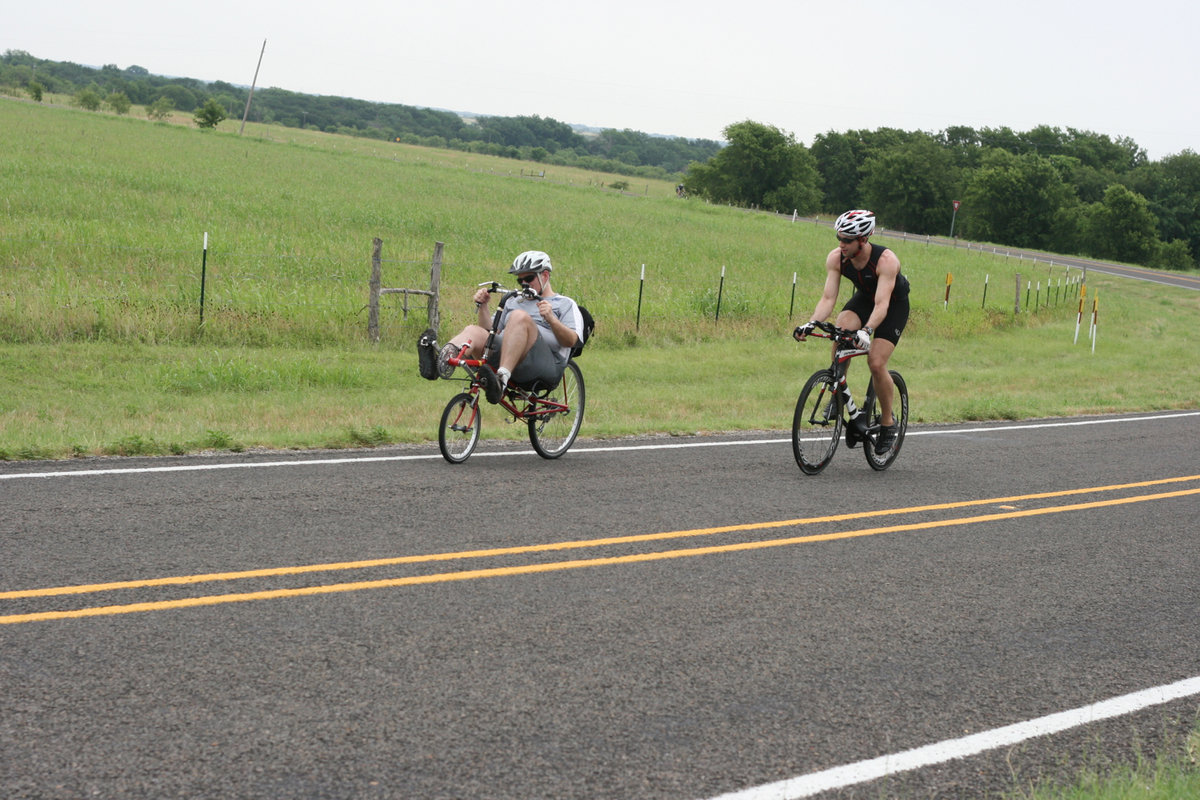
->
xmin=864 ymin=370 xmax=908 ymax=471
xmin=793 ymin=370 xmax=841 ymax=475
xmin=528 ymin=361 xmax=585 ymax=459
xmin=439 ymin=393 xmax=480 ymax=463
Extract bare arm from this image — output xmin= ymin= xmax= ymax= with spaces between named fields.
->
xmin=863 ymin=249 xmax=901 ymax=331
xmin=808 ymin=248 xmax=844 ymax=324
xmin=472 ymin=287 xmax=493 ymax=327
xmin=538 ymin=300 xmax=580 ymax=348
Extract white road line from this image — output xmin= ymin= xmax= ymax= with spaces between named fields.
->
xmin=705 ymin=675 xmax=1200 ymax=800
xmin=1 ymin=412 xmax=1196 ymax=481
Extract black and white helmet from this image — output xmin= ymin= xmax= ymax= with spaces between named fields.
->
xmin=509 ymin=250 xmax=553 ymax=275
xmin=834 ymin=209 xmax=876 ymax=239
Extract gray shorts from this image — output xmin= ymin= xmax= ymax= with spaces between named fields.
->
xmin=487 ymin=332 xmax=563 ymax=388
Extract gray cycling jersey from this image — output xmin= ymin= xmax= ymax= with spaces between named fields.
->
xmin=497 ymin=293 xmax=584 ymax=367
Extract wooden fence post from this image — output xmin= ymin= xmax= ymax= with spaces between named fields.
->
xmin=369 ymin=238 xmax=441 ymax=341
xmin=428 ymin=241 xmax=443 ymax=332
xmin=368 ymin=237 xmax=383 ymax=342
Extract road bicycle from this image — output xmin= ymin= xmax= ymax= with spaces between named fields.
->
xmin=791 ymin=320 xmax=908 ymax=474
xmin=437 ymin=282 xmax=585 ymax=464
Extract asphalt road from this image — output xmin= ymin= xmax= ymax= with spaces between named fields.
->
xmin=2 ymin=412 xmax=1199 ymax=799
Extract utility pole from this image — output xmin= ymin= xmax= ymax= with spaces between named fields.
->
xmin=239 ymin=39 xmax=266 ymax=136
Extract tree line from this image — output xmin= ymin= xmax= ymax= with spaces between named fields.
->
xmin=0 ymin=50 xmax=721 ymax=180
xmin=684 ymin=121 xmax=1199 ymax=271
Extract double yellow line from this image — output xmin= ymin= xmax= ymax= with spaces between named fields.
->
xmin=4 ymin=475 xmax=1198 ymax=626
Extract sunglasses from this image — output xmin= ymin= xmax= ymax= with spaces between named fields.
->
xmin=837 ymin=236 xmax=858 ymax=244
xmin=517 ymin=273 xmax=540 ymax=285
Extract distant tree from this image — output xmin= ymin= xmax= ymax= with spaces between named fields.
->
xmin=810 ymin=127 xmax=920 ymax=212
xmin=158 ymin=84 xmax=198 ymax=111
xmin=684 ymin=120 xmax=821 ymax=214
xmin=27 ymin=80 xmax=43 ymax=102
xmin=1062 ymin=128 xmax=1146 ymax=172
xmin=106 ymin=91 xmax=131 ymax=115
xmin=858 ymin=135 xmax=961 ymax=234
xmin=810 ymin=131 xmax=861 ymax=212
xmin=1082 ymin=184 xmax=1160 ymax=264
xmin=1047 ymin=155 xmax=1111 ymax=204
xmin=147 ymin=96 xmax=173 ymax=121
xmin=193 ymin=98 xmax=226 ymax=129
xmin=74 ymin=87 xmax=101 ymax=111
xmin=960 ymin=149 xmax=1075 ymax=249
xmin=938 ymin=125 xmax=983 ymax=170
xmin=588 ymin=128 xmax=720 ymax=174
xmin=977 ymin=126 xmax=1027 ymax=155
xmin=1153 ymin=238 xmax=1193 ymax=271
xmin=475 ymin=114 xmax=586 ymax=152
xmin=1127 ymin=150 xmax=1200 ymax=268
xmin=1024 ymin=124 xmax=1068 ymax=158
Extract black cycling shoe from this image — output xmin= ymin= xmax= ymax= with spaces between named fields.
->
xmin=845 ymin=414 xmax=868 ymax=449
xmin=875 ymin=424 xmax=898 ymax=455
xmin=480 ymin=365 xmax=504 ymax=404
xmin=416 ymin=328 xmax=439 ymax=381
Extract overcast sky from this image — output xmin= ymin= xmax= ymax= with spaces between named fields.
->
xmin=6 ymin=0 xmax=1198 ymax=161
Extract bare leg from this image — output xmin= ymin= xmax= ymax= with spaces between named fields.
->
xmin=834 ymin=308 xmax=863 ymax=400
xmin=495 ymin=309 xmax=538 ymax=373
xmin=866 ymin=338 xmax=896 ymax=426
xmin=448 ymin=324 xmax=491 ymax=358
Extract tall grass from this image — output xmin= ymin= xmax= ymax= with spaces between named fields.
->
xmin=1 ymin=96 xmax=1199 ymax=459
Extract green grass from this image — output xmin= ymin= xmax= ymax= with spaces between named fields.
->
xmin=1 ymin=95 xmax=1199 ymax=461
xmin=1005 ymin=723 xmax=1200 ymax=800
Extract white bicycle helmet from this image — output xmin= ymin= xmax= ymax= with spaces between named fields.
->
xmin=509 ymin=250 xmax=553 ymax=274
xmin=834 ymin=209 xmax=876 ymax=239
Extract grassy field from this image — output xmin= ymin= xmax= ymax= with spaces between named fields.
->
xmin=2 ymin=95 xmax=1199 ymax=459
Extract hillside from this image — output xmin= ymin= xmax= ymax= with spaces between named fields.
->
xmin=0 ymin=49 xmax=722 ymax=176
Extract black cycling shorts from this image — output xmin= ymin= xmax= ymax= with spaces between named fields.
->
xmin=842 ymin=288 xmax=910 ymax=345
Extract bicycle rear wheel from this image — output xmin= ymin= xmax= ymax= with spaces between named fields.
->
xmin=792 ymin=369 xmax=842 ymax=475
xmin=862 ymin=370 xmax=908 ymax=471
xmin=439 ymin=392 xmax=481 ymax=463
xmin=528 ymin=360 xmax=585 ymax=459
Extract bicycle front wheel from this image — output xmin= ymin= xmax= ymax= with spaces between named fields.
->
xmin=528 ymin=360 xmax=585 ymax=459
xmin=792 ymin=369 xmax=842 ymax=475
xmin=439 ymin=392 xmax=481 ymax=463
xmin=863 ymin=370 xmax=908 ymax=471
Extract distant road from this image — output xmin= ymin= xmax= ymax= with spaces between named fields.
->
xmin=800 ymin=216 xmax=1200 ymax=292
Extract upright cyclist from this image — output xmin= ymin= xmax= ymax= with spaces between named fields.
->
xmin=420 ymin=250 xmax=584 ymax=404
xmin=793 ymin=210 xmax=911 ymax=454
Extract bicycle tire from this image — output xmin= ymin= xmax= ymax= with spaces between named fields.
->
xmin=792 ymin=369 xmax=842 ymax=475
xmin=863 ymin=370 xmax=908 ymax=471
xmin=439 ymin=392 xmax=481 ymax=463
xmin=528 ymin=360 xmax=585 ymax=459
